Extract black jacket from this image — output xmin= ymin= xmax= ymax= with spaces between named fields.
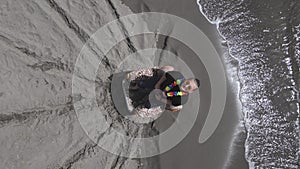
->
xmin=160 ymin=71 xmax=188 ymax=106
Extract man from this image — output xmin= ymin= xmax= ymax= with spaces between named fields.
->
xmin=127 ymin=66 xmax=200 ymax=112
xmin=154 ymin=70 xmax=200 ymax=112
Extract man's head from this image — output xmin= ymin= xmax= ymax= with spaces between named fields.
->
xmin=180 ymin=78 xmax=200 ymax=93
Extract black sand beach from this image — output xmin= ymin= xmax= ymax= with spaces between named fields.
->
xmin=1 ymin=0 xmax=298 ymax=168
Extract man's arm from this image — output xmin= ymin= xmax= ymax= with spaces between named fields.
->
xmin=154 ymin=66 xmax=174 ymax=89
xmin=154 ymin=73 xmax=166 ymax=89
xmin=166 ymin=96 xmax=183 ymax=112
xmin=160 ymin=66 xmax=174 ymax=72
xmin=166 ymin=105 xmax=183 ymax=112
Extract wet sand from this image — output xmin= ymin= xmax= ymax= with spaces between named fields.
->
xmin=121 ymin=0 xmax=248 ymax=168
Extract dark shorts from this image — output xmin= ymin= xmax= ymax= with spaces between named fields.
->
xmin=129 ymin=69 xmax=164 ymax=108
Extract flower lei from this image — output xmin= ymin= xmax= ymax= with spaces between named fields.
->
xmin=163 ymin=78 xmax=189 ymax=97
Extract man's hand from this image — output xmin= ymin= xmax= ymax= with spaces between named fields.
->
xmin=155 ymin=92 xmax=162 ymax=100
xmin=151 ymin=90 xmax=167 ymax=104
xmin=154 ymin=91 xmax=166 ymax=102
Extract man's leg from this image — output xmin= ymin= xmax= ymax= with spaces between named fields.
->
xmin=126 ymin=67 xmax=159 ymax=81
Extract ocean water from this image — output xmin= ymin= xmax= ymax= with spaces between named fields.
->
xmin=197 ymin=0 xmax=300 ymax=168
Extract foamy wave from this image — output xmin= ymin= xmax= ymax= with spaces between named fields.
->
xmin=197 ymin=0 xmax=300 ymax=168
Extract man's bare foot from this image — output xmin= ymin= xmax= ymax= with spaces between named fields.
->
xmin=126 ymin=72 xmax=132 ymax=80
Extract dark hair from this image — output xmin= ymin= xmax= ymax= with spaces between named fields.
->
xmin=194 ymin=78 xmax=200 ymax=88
